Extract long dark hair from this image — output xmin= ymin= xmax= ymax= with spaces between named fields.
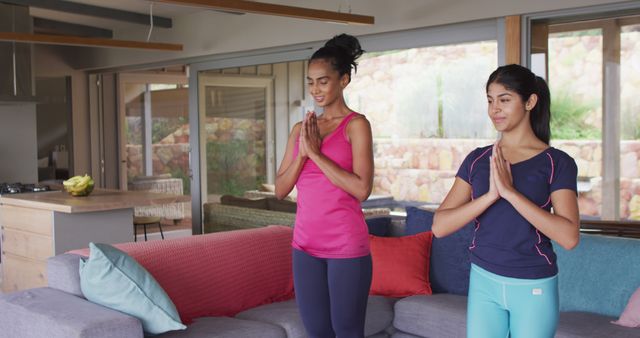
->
xmin=486 ymin=64 xmax=551 ymax=144
xmin=310 ymin=34 xmax=364 ymax=82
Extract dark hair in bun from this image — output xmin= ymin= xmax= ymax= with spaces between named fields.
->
xmin=310 ymin=34 xmax=364 ymax=81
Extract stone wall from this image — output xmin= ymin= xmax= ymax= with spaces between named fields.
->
xmin=126 ymin=117 xmax=266 ymax=196
xmin=372 ymin=138 xmax=640 ymax=219
xmin=126 ymin=144 xmax=189 ymax=180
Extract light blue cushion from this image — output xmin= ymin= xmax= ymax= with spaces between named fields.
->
xmin=555 ymin=234 xmax=640 ymax=317
xmin=79 ymin=242 xmax=186 ymax=335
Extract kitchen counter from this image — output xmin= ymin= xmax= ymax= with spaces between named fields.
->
xmin=0 ymin=189 xmax=189 ymax=213
xmin=0 ymin=189 xmax=190 ymax=292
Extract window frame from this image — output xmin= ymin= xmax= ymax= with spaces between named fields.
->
xmin=521 ymin=2 xmax=640 ymax=220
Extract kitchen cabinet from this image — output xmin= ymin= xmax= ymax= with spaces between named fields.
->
xmin=0 ymin=189 xmax=189 ymax=292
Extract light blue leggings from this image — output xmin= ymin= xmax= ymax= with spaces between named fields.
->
xmin=467 ymin=264 xmax=559 ymax=338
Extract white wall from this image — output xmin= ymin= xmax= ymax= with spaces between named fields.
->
xmin=69 ymin=0 xmax=626 ymax=70
xmin=0 ymin=103 xmax=38 ymax=182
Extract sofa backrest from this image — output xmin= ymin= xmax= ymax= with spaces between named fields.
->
xmin=53 ymin=225 xmax=295 ymax=324
xmin=555 ymin=234 xmax=640 ymax=317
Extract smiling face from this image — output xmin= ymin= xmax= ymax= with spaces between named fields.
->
xmin=307 ymin=59 xmax=349 ymax=108
xmin=486 ymin=82 xmax=537 ymax=133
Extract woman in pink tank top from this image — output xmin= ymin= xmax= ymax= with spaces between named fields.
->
xmin=275 ymin=34 xmax=374 ymax=338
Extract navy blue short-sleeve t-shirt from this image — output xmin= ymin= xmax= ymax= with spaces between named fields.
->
xmin=456 ymin=145 xmax=578 ymax=279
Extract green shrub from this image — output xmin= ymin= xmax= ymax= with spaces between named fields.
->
xmin=550 ymin=91 xmax=600 ymax=140
xmin=206 ymin=140 xmax=265 ymax=196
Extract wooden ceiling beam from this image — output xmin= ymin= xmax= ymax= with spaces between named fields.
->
xmin=153 ymin=0 xmax=375 ymax=25
xmin=0 ymin=32 xmax=183 ymax=51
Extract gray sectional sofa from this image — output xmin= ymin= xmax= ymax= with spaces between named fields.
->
xmin=1 ymin=221 xmax=639 ymax=337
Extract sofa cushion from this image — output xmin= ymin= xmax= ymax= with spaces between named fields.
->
xmin=370 ymin=232 xmax=433 ymax=297
xmin=235 ymin=300 xmax=306 ymax=338
xmin=405 ymin=206 xmax=473 ymax=295
xmin=393 ymin=294 xmax=467 ymax=338
xmin=266 ymin=197 xmax=297 ymax=213
xmin=220 ymin=195 xmax=268 ymax=209
xmin=0 ymin=287 xmax=143 ymax=338
xmin=156 ymin=317 xmax=286 ymax=338
xmin=69 ymin=226 xmax=295 ymax=325
xmin=366 ymin=216 xmax=391 ymax=237
xmin=405 ymin=207 xmax=435 ymax=236
xmin=79 ymin=243 xmax=185 ymax=335
xmin=556 ymin=312 xmax=640 ymax=338
xmin=613 ymin=287 xmax=640 ymax=328
xmin=555 ymin=234 xmax=640 ymax=317
xmin=236 ymin=296 xmax=395 ymax=338
xmin=390 ymin=333 xmax=422 ymax=338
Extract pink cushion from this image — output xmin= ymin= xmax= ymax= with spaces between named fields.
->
xmin=612 ymin=287 xmax=640 ymax=328
xmin=69 ymin=226 xmax=294 ymax=324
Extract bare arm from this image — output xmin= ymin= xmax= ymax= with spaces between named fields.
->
xmin=304 ymin=115 xmax=374 ymax=202
xmin=274 ymin=123 xmax=305 ymax=200
xmin=433 ymin=178 xmax=497 ymax=238
xmin=492 ymin=145 xmax=580 ymax=250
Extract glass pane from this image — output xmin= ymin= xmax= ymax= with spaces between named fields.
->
xmin=621 ymin=23 xmax=640 ymax=220
xmin=203 ymin=85 xmax=267 ymax=198
xmin=124 ymin=83 xmax=146 ymax=182
xmin=36 ymin=77 xmax=72 ymax=181
xmin=123 ymin=80 xmax=191 ymax=238
xmin=149 ymin=87 xmax=190 ymax=195
xmin=547 ymin=29 xmax=603 ymax=218
xmin=345 ymin=41 xmax=497 ymax=208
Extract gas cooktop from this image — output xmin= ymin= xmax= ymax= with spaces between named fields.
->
xmin=0 ymin=182 xmax=51 ymax=195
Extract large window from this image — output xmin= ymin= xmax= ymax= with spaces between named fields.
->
xmin=187 ymin=20 xmax=500 ymax=232
xmin=529 ymin=11 xmax=640 ymax=220
xmin=345 ymin=41 xmax=498 ymax=208
xmin=621 ymin=22 xmax=640 ymax=220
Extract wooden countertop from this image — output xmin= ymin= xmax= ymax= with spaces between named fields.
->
xmin=0 ymin=189 xmax=190 ymax=213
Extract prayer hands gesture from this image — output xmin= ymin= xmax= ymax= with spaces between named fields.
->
xmin=300 ymin=111 xmax=322 ymax=159
xmin=489 ymin=142 xmax=516 ymax=201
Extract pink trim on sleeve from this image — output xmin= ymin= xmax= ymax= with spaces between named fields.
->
xmin=546 ymin=152 xmax=555 ymax=184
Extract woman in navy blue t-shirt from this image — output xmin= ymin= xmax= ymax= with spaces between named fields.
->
xmin=433 ymin=64 xmax=580 ymax=338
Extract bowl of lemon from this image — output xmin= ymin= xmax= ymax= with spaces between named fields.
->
xmin=62 ymin=174 xmax=95 ymax=197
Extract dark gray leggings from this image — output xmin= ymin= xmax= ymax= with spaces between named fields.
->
xmin=292 ymin=248 xmax=372 ymax=338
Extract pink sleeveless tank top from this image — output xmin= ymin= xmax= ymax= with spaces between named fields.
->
xmin=291 ymin=112 xmax=370 ymax=258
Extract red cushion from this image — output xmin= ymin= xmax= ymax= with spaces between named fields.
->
xmin=69 ymin=226 xmax=294 ymax=324
xmin=369 ymin=231 xmax=433 ymax=297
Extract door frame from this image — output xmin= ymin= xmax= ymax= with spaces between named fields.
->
xmin=116 ymin=73 xmax=188 ymax=190
xmin=197 ymin=73 xmax=275 ymax=204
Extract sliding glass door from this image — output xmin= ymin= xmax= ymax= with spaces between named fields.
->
xmin=117 ymin=71 xmax=192 ymax=238
xmin=198 ymin=74 xmax=275 ymax=205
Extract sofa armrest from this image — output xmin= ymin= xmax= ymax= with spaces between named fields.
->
xmin=47 ymin=253 xmax=84 ymax=297
xmin=0 ymin=287 xmax=143 ymax=338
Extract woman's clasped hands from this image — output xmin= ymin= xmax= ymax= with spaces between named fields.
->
xmin=488 ymin=142 xmax=517 ymax=202
xmin=300 ymin=111 xmax=322 ymax=159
